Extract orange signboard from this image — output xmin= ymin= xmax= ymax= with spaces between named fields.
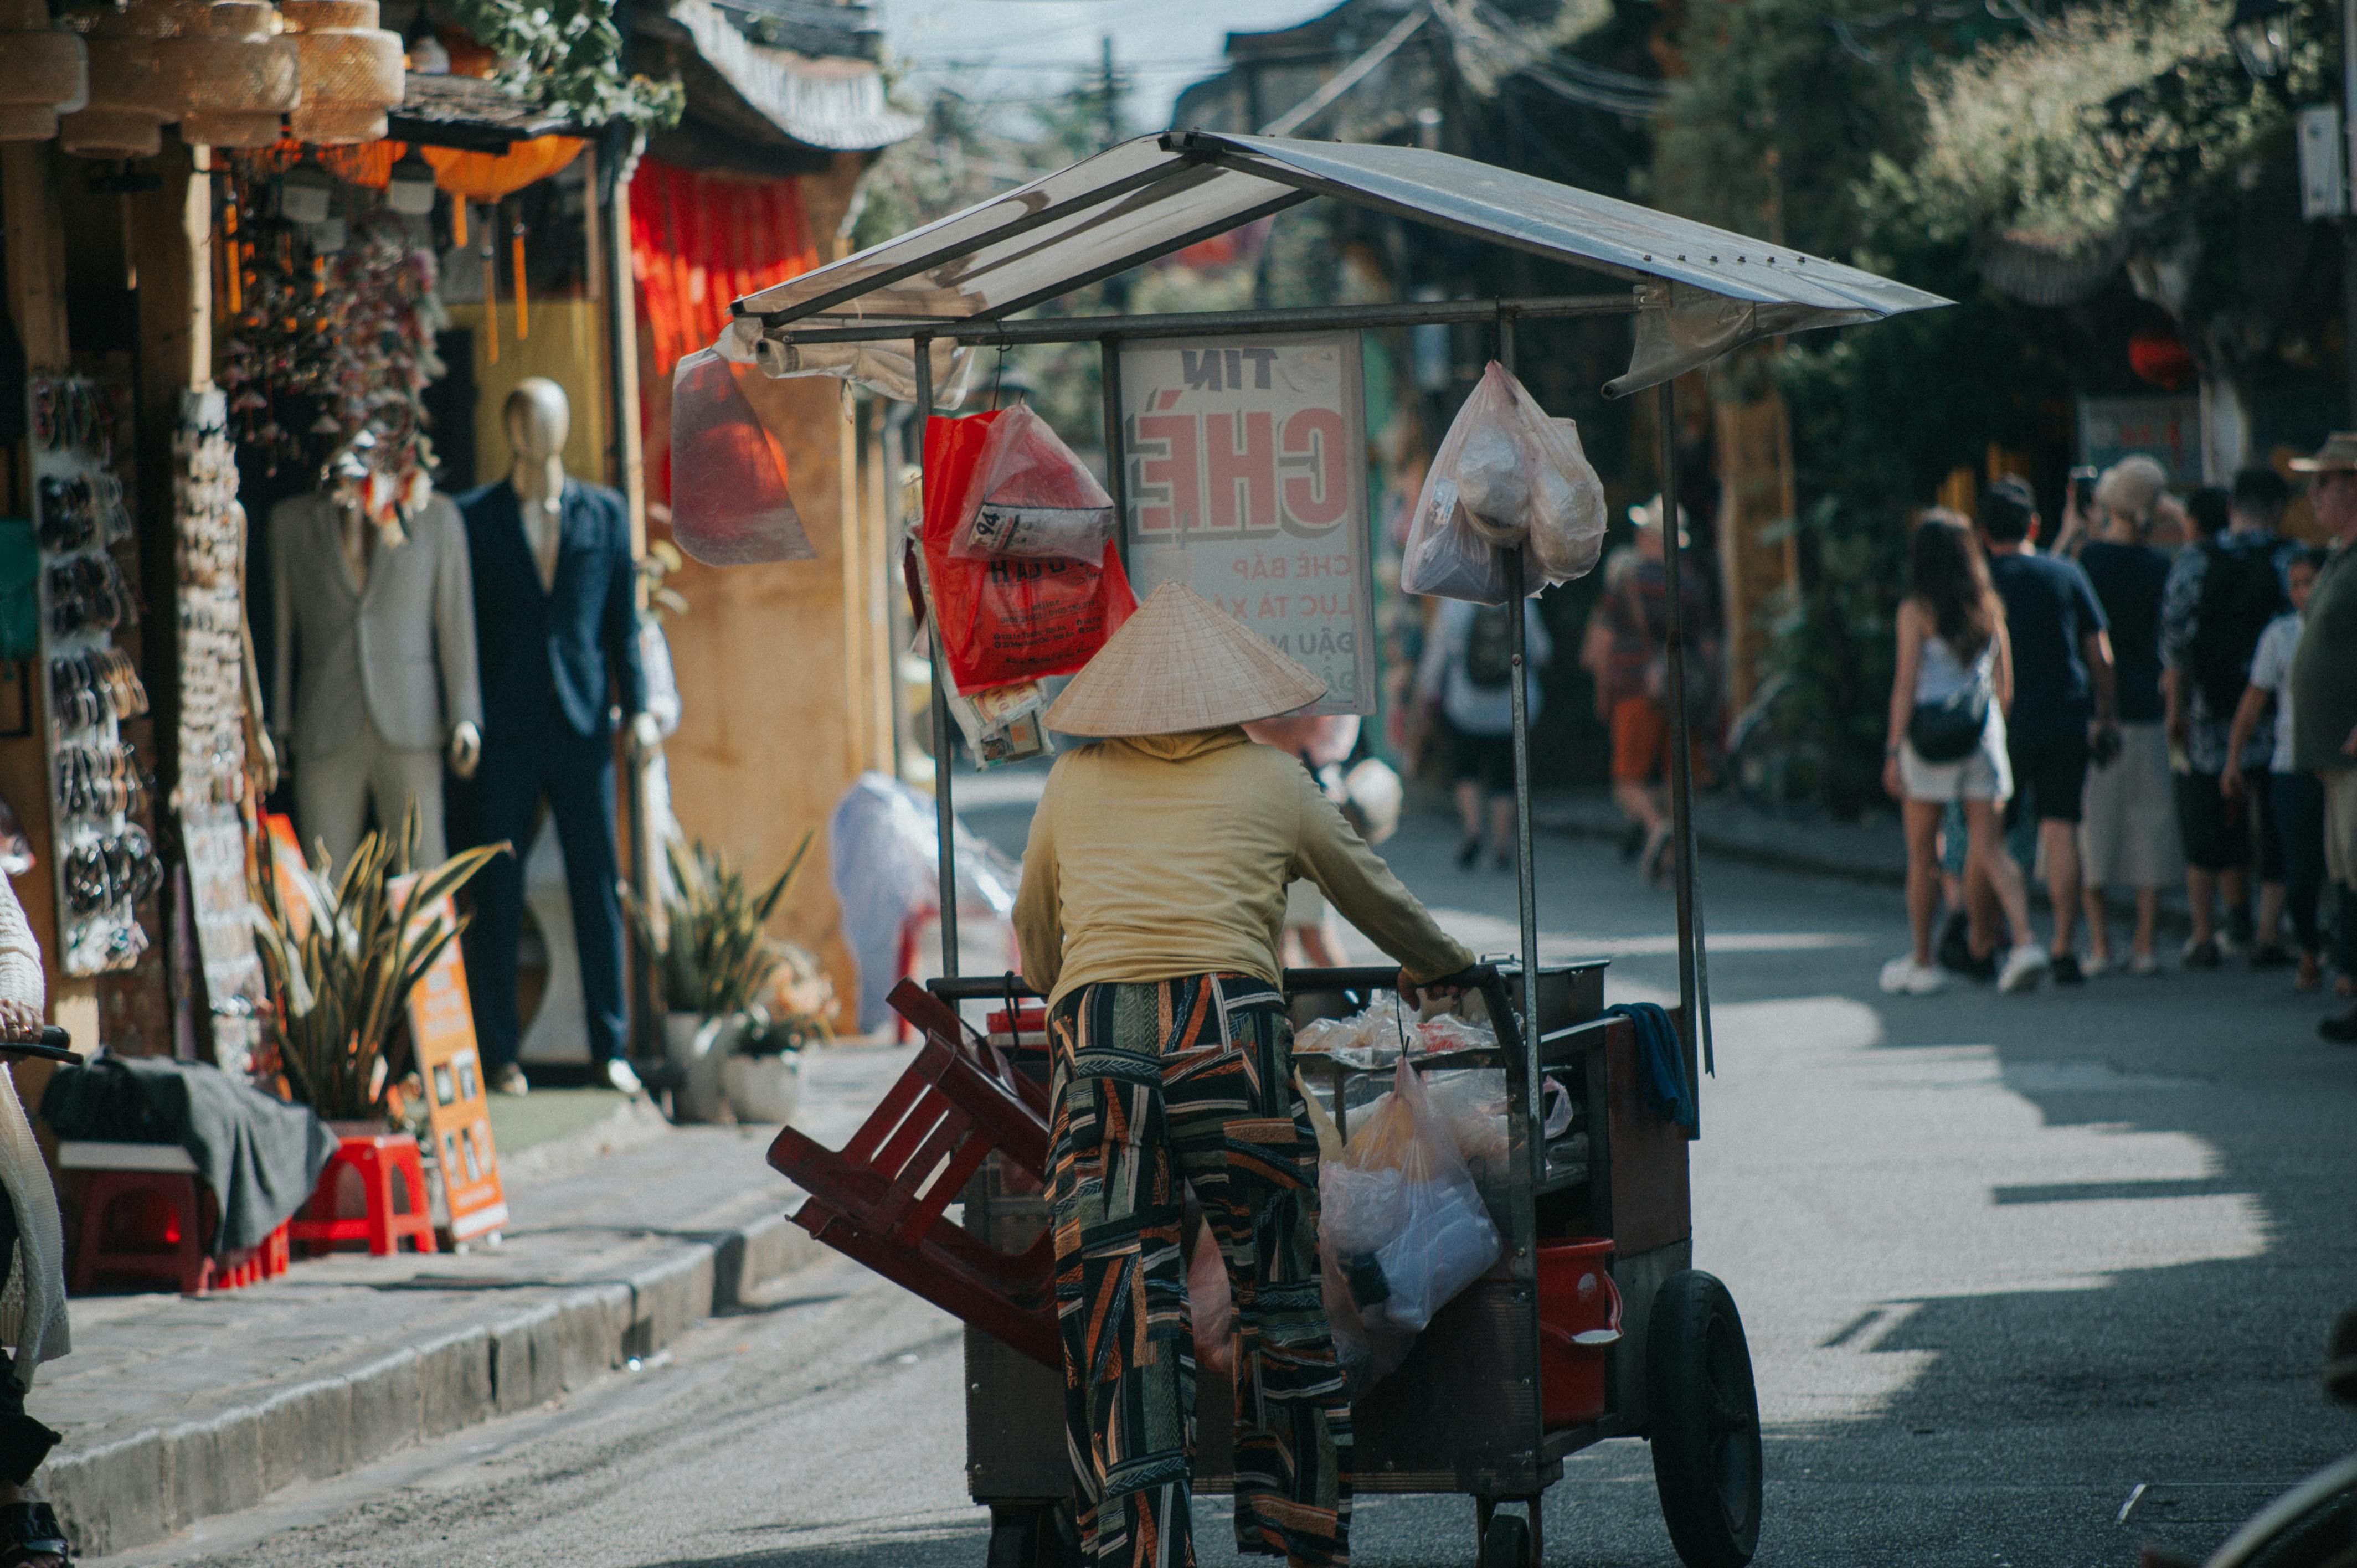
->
xmin=398 ymin=886 xmax=507 ymax=1243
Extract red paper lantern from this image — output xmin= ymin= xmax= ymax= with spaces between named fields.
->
xmin=2129 ymin=329 xmax=2196 ymax=390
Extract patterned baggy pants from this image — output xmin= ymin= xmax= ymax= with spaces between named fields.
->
xmin=1048 ymin=974 xmax=1353 ymax=1568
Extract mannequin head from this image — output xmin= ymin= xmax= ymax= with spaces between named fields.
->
xmin=505 ymin=379 xmax=570 ymax=463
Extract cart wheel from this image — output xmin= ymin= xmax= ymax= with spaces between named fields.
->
xmin=1480 ymin=1510 xmax=1531 ymax=1568
xmin=1647 ymin=1270 xmax=1763 ymax=1568
xmin=986 ymin=1502 xmax=1079 ymax=1568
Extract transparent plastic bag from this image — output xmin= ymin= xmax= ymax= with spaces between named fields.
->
xmin=1399 ymin=363 xmax=1606 ymax=600
xmin=946 ymin=403 xmax=1116 ymax=563
xmin=1187 ymin=1219 xmax=1236 ymax=1382
xmin=826 ymin=773 xmax=1021 ymax=1031
xmin=1324 ymin=1057 xmax=1501 ymax=1338
xmin=667 ymin=348 xmax=815 ymax=567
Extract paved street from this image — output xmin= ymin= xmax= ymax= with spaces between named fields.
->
xmin=97 ymin=802 xmax=2357 ymax=1568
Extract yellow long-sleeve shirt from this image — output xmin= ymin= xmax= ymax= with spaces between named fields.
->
xmin=1014 ymin=728 xmax=1476 ymax=1009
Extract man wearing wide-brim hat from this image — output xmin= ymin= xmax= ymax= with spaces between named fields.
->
xmin=1014 ymin=581 xmax=1476 ymax=1568
xmin=2287 ymin=434 xmax=2357 ymax=1041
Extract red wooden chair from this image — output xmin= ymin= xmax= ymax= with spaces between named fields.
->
xmin=767 ymin=979 xmax=1058 ymax=1367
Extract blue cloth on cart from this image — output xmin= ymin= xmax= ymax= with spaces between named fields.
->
xmin=1603 ymin=1002 xmax=1696 ymax=1131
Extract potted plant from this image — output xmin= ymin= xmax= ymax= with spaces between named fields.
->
xmin=625 ymin=831 xmax=812 ymax=1122
xmin=248 ymin=809 xmax=506 ymax=1227
xmin=722 ymin=944 xmax=835 ymax=1125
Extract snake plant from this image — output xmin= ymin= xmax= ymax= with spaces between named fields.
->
xmin=249 ymin=806 xmax=508 ymax=1123
xmin=625 ymin=832 xmax=811 ymax=1020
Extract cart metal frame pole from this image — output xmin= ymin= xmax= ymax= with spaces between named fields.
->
xmin=1654 ymin=379 xmax=1710 ymax=1123
xmin=1495 ymin=311 xmax=1543 ymax=1163
xmin=1098 ymin=336 xmax=1128 ymax=566
xmin=916 ymin=335 xmax=961 ymax=981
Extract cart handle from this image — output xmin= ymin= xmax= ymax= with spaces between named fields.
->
xmin=0 ymin=1028 xmax=75 ymax=1064
xmin=925 ymin=964 xmax=1502 ymax=1004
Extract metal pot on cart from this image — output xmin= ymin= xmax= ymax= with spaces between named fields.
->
xmin=738 ymin=131 xmax=1947 ymax=1568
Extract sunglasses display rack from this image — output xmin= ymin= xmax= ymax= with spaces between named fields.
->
xmin=172 ymin=389 xmax=266 ymax=1072
xmin=31 ymin=373 xmax=158 ymax=976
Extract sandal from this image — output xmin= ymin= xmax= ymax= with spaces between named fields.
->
xmin=0 ymin=1500 xmax=71 ymax=1566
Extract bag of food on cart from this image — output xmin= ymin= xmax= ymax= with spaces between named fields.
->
xmin=667 ymin=348 xmax=816 ymax=566
xmin=1401 ymin=363 xmax=1607 ymax=600
xmin=1530 ymin=416 xmax=1607 ymax=583
xmin=946 ymin=404 xmax=1118 ymax=563
xmin=922 ymin=412 xmax=1138 ymax=693
xmin=1399 ymin=475 xmax=1515 ymax=604
xmin=1324 ymin=1056 xmax=1502 ymax=1337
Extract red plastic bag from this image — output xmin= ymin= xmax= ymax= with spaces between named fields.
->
xmin=946 ymin=404 xmax=1116 ymax=562
xmin=668 ymin=348 xmax=815 ymax=566
xmin=922 ymin=410 xmax=1136 ymax=694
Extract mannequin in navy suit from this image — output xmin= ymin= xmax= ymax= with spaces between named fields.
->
xmin=456 ymin=380 xmax=651 ymax=1095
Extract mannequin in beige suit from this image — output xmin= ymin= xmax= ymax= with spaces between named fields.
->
xmin=271 ymin=491 xmax=485 ymax=871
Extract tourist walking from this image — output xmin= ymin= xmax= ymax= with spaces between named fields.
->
xmin=1881 ymin=512 xmax=2042 ymax=996
xmin=1416 ymin=596 xmax=1551 ymax=872
xmin=2226 ymin=549 xmax=2329 ymax=992
xmin=2162 ymin=474 xmax=2293 ymax=967
xmin=2286 ymin=436 xmax=2357 ymax=1041
xmin=2074 ymin=459 xmax=2183 ymax=974
xmin=1979 ymin=476 xmax=2116 ymax=984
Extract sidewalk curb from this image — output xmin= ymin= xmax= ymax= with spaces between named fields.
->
xmin=48 ymin=1199 xmax=826 ymax=1557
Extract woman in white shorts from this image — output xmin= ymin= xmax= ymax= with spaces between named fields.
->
xmin=1881 ymin=512 xmax=2042 ymax=994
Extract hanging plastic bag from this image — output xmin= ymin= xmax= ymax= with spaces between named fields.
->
xmin=1399 ymin=363 xmax=1607 ymax=601
xmin=1187 ymin=1219 xmax=1236 ymax=1381
xmin=667 ymin=348 xmax=816 ymax=567
xmin=922 ymin=411 xmax=1137 ymax=693
xmin=1324 ymin=1057 xmax=1502 ymax=1339
xmin=904 ymin=532 xmax=1056 ymax=770
xmin=946 ymin=404 xmax=1117 ymax=562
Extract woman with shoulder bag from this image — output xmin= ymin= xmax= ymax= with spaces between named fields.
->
xmin=1881 ymin=512 xmax=2040 ymax=996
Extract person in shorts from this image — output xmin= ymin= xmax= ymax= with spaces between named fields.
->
xmin=2226 ymin=550 xmax=2328 ymax=991
xmin=1416 ymin=596 xmax=1551 ymax=871
xmin=2073 ymin=458 xmax=2183 ymax=975
xmin=2286 ymin=435 xmax=2357 ymax=1041
xmin=1881 ymin=512 xmax=2042 ymax=995
xmin=1979 ymin=476 xmax=2116 ymax=983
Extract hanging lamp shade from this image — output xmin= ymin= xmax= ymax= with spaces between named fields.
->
xmin=0 ymin=0 xmax=89 ymax=144
xmin=281 ymin=0 xmax=402 ymax=146
xmin=59 ymin=0 xmax=186 ymax=159
xmin=420 ymin=136 xmax=583 ymax=202
xmin=165 ymin=2 xmax=298 ymax=149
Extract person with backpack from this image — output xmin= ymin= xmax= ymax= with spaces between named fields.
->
xmin=1416 ymin=593 xmax=1552 ymax=871
xmin=1579 ymin=496 xmax=1716 ymax=885
xmin=2161 ymin=471 xmax=2297 ymax=967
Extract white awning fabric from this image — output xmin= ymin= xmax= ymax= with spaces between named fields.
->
xmin=729 ymin=130 xmax=1949 ymax=395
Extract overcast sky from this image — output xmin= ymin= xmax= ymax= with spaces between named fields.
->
xmin=879 ymin=0 xmax=1337 ymax=128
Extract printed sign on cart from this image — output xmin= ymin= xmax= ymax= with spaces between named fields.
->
xmin=392 ymin=882 xmax=508 ymax=1244
xmin=1119 ymin=333 xmax=1376 ymax=715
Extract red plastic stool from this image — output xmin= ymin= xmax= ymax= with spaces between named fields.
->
xmin=291 ymin=1136 xmax=438 ymax=1257
xmin=63 ymin=1167 xmax=208 ymax=1295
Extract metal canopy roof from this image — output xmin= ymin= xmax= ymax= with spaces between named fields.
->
xmin=727 ymin=130 xmax=1948 ymax=394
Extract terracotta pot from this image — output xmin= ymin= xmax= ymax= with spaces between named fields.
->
xmin=722 ymin=1051 xmax=800 ymax=1125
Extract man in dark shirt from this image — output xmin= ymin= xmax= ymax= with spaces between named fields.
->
xmin=2288 ymin=434 xmax=2357 ymax=1041
xmin=1979 ymin=477 xmax=2118 ymax=984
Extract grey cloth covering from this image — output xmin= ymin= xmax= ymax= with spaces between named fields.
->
xmin=41 ymin=1056 xmax=338 ymax=1257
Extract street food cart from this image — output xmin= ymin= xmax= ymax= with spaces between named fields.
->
xmin=745 ymin=132 xmax=1946 ymax=1568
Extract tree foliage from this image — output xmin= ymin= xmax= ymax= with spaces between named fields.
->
xmin=441 ymin=0 xmax=685 ymax=130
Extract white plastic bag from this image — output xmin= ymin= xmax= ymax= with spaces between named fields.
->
xmin=1399 ymin=363 xmax=1607 ymax=601
xmin=1325 ymin=1057 xmax=1501 ymax=1338
xmin=946 ymin=403 xmax=1116 ymax=563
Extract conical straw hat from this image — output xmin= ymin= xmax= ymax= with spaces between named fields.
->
xmin=1044 ymin=581 xmax=1327 ymax=737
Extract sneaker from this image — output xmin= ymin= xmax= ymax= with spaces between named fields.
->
xmin=2298 ymin=953 xmax=2324 ymax=993
xmin=2249 ymin=943 xmax=2297 ymax=971
xmin=2182 ymin=937 xmax=2224 ymax=970
xmin=2050 ymin=953 xmax=2084 ymax=984
xmin=2319 ymin=1004 xmax=2357 ymax=1044
xmin=491 ymin=1065 xmax=531 ymax=1097
xmin=2129 ymin=951 xmax=2162 ymax=977
xmin=2081 ymin=952 xmax=2113 ymax=979
xmin=1457 ymin=837 xmax=1481 ymax=870
xmin=1953 ymin=944 xmax=1998 ymax=983
xmin=1880 ymin=956 xmax=1947 ymax=996
xmin=1998 ymin=945 xmax=2050 ymax=993
xmin=2225 ymin=905 xmax=2255 ymax=950
xmin=1936 ymin=911 xmax=1974 ymax=974
xmin=603 ymin=1057 xmax=645 ymax=1095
